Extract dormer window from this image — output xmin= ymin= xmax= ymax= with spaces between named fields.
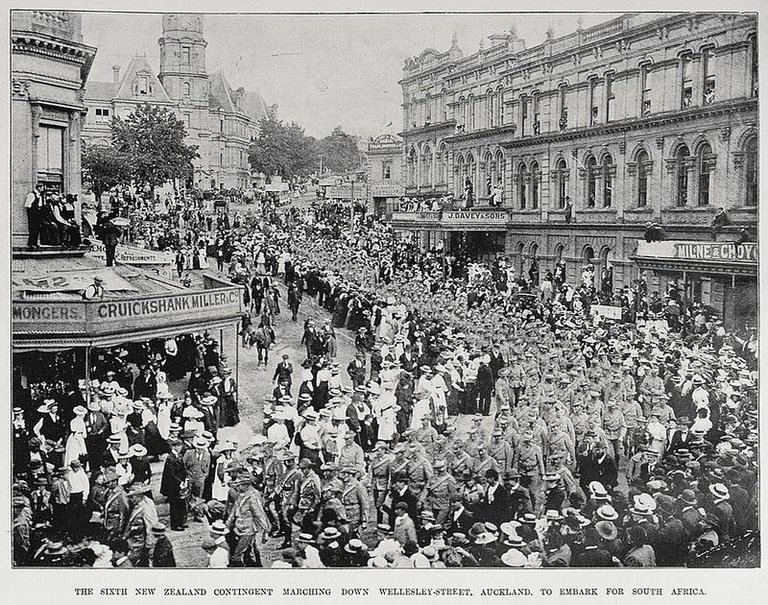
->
xmin=138 ymin=75 xmax=148 ymax=95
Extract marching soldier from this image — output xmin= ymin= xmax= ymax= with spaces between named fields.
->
xmin=296 ymin=458 xmax=321 ymax=528
xmin=369 ymin=441 xmax=393 ymax=524
xmin=419 ymin=459 xmax=458 ymax=525
xmin=514 ymin=431 xmax=546 ymax=511
xmin=415 ymin=416 xmax=439 ymax=461
xmin=277 ymin=451 xmax=301 ymax=548
xmin=339 ymin=466 xmax=369 ymax=536
xmin=226 ymin=475 xmax=269 ymax=567
xmin=488 ymin=428 xmax=515 ymax=474
xmin=448 ymin=440 xmax=474 ymax=480
xmin=472 ymin=443 xmax=500 ymax=478
xmin=406 ymin=444 xmax=433 ymax=494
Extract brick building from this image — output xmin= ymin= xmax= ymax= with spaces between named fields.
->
xmin=395 ymin=13 xmax=757 ymax=327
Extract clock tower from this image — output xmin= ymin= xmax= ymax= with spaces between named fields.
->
xmin=158 ymin=14 xmax=209 ymax=106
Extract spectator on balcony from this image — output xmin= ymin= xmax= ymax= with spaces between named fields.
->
xmin=710 ymin=207 xmax=732 ymax=241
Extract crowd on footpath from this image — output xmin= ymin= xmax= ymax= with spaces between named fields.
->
xmin=12 ymin=192 xmax=759 ymax=568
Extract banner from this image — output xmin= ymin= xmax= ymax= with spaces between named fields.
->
xmin=87 ymin=244 xmax=175 ymax=278
xmin=12 ymin=270 xmax=139 ymax=293
xmin=591 ymin=305 xmax=623 ymax=320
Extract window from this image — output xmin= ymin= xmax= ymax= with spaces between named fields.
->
xmin=37 ymin=126 xmax=64 ymax=175
xmin=183 ymin=81 xmax=191 ymax=96
xmin=468 ymin=95 xmax=476 ymax=130
xmin=697 ymin=143 xmax=712 ymax=206
xmin=488 ymin=92 xmax=495 ymax=128
xmin=532 ymin=93 xmax=540 ymax=134
xmin=499 ymin=89 xmax=505 ymax=125
xmin=530 ymin=161 xmax=539 ymax=209
xmin=681 ymin=54 xmax=693 ymax=108
xmin=559 ymin=86 xmax=568 ymax=130
xmin=382 ymin=161 xmax=392 ymax=180
xmin=749 ymin=36 xmax=758 ymax=97
xmin=556 ymin=159 xmax=568 ymax=209
xmin=182 ymin=46 xmax=191 ymax=64
xmin=641 ymin=64 xmax=652 ymax=115
xmin=703 ymin=49 xmax=716 ymax=105
xmin=138 ymin=75 xmax=148 ymax=95
xmin=744 ymin=136 xmax=757 ymax=206
xmin=440 ymin=143 xmax=448 ymax=185
xmin=586 ymin=156 xmax=597 ymax=208
xmin=589 ymin=79 xmax=599 ymax=125
xmin=518 ymin=164 xmax=527 ymax=209
xmin=458 ymin=97 xmax=466 ymax=127
xmin=408 ymin=148 xmax=417 ymax=187
xmin=605 ymin=73 xmax=615 ymax=122
xmin=520 ymin=96 xmax=528 ymax=135
xmin=636 ymin=149 xmax=649 ymax=207
xmin=675 ymin=145 xmax=690 ymax=206
xmin=602 ymin=154 xmax=613 ymax=208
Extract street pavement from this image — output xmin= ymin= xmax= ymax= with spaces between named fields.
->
xmin=145 ymin=200 xmax=491 ymax=567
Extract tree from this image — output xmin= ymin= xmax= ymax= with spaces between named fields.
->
xmin=111 ymin=103 xmax=198 ymax=194
xmin=81 ymin=143 xmax=132 ymax=202
xmin=248 ymin=117 xmax=317 ymax=179
xmin=317 ymin=126 xmax=360 ymax=174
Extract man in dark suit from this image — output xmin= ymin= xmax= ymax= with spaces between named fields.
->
xmin=506 ymin=472 xmax=534 ymax=518
xmin=84 ymin=401 xmax=109 ymax=471
xmin=273 ymin=355 xmax=294 ymax=389
xmin=488 ymin=344 xmax=506 ymax=384
xmin=482 ymin=469 xmax=510 ymax=526
xmin=476 ymin=358 xmax=495 ymax=416
xmin=388 ymin=473 xmax=419 ymax=529
xmin=182 ymin=436 xmax=211 ymax=518
xmin=448 ymin=499 xmax=475 ymax=535
xmin=579 ymin=443 xmax=618 ymax=494
xmin=160 ymin=440 xmax=188 ymax=531
xmin=571 ymin=526 xmax=619 ymax=567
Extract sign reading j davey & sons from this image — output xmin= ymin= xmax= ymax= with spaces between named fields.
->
xmin=13 ymin=288 xmax=242 ymax=336
xmin=443 ymin=210 xmax=508 ymax=222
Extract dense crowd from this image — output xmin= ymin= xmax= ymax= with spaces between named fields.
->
xmin=12 ymin=192 xmax=759 ymax=568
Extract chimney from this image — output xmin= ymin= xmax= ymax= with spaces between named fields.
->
xmin=112 ymin=65 xmax=121 ymax=88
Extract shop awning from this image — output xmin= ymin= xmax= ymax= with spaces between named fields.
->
xmin=632 ymin=240 xmax=757 ymax=277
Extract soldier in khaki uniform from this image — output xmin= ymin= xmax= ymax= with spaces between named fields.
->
xmin=472 ymin=443 xmax=500 ymax=478
xmin=263 ymin=447 xmax=284 ymax=536
xmin=339 ymin=466 xmax=369 ymax=535
xmin=514 ymin=430 xmax=545 ymax=511
xmin=488 ymin=428 xmax=515 ymax=474
xmin=368 ymin=441 xmax=393 ymax=524
xmin=297 ymin=458 xmax=322 ymax=528
xmin=415 ymin=416 xmax=439 ymax=461
xmin=277 ymin=451 xmax=301 ymax=548
xmin=602 ymin=399 xmax=627 ymax=466
xmin=447 ymin=439 xmax=474 ymax=480
xmin=419 ymin=459 xmax=458 ymax=525
xmin=406 ymin=444 xmax=433 ymax=494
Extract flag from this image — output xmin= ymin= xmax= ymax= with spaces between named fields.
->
xmin=386 ymin=121 xmax=393 ymax=128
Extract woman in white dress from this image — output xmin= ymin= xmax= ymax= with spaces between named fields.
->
xmin=64 ymin=415 xmax=88 ymax=467
xmin=155 ymin=370 xmax=170 ymax=400
xmin=212 ymin=442 xmax=237 ymax=502
xmin=156 ymin=394 xmax=172 ymax=440
xmin=198 ymin=245 xmax=209 ymax=269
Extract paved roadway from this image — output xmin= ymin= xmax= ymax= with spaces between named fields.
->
xmin=145 ymin=196 xmax=488 ymax=566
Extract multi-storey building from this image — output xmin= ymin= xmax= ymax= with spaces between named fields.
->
xmin=366 ymin=132 xmax=405 ymax=217
xmin=396 ymin=13 xmax=758 ymax=327
xmin=11 ymin=10 xmax=97 ymax=248
xmin=82 ymin=13 xmax=273 ymax=190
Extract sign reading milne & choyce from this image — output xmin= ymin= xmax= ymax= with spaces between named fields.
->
xmin=636 ymin=240 xmax=758 ymax=263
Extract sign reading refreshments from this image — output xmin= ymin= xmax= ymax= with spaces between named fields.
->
xmin=636 ymin=240 xmax=758 ymax=263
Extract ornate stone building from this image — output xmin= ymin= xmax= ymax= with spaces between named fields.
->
xmin=81 ymin=13 xmax=273 ymax=190
xmin=366 ymin=132 xmax=405 ymax=217
xmin=396 ymin=13 xmax=758 ymax=327
xmin=11 ymin=10 xmax=97 ymax=248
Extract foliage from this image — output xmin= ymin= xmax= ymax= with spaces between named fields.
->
xmin=81 ymin=143 xmax=132 ymax=201
xmin=317 ymin=126 xmax=360 ymax=173
xmin=248 ymin=117 xmax=318 ymax=179
xmin=111 ymin=103 xmax=198 ymax=191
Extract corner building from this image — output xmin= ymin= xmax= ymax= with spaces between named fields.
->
xmin=397 ymin=13 xmax=758 ymax=327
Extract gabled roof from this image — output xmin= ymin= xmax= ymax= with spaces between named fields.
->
xmin=208 ymin=70 xmax=237 ymax=114
xmin=84 ymin=80 xmax=116 ymax=102
xmin=114 ymin=55 xmax=172 ymax=103
xmin=241 ymin=89 xmax=271 ymax=123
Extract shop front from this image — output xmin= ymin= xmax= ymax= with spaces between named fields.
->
xmin=633 ymin=239 xmax=758 ymax=330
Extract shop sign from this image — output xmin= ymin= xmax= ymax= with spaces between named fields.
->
xmin=370 ymin=183 xmax=403 ymax=197
xmin=12 ymin=271 xmax=138 ymax=293
xmin=636 ymin=240 xmax=758 ymax=263
xmin=591 ymin=305 xmax=623 ymax=320
xmin=13 ymin=301 xmax=88 ymax=334
xmin=443 ymin=210 xmax=508 ymax=223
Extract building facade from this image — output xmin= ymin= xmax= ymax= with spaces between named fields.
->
xmin=366 ymin=133 xmax=405 ymax=217
xmin=81 ymin=13 xmax=272 ymax=190
xmin=11 ymin=10 xmax=97 ymax=248
xmin=396 ymin=13 xmax=758 ymax=327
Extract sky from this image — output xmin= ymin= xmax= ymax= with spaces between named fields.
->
xmin=81 ymin=12 xmax=616 ymax=139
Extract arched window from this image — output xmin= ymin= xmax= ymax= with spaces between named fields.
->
xmin=183 ymin=81 xmax=191 ymax=96
xmin=407 ymin=147 xmax=418 ymax=187
xmin=556 ymin=158 xmax=568 ymax=209
xmin=518 ymin=164 xmax=528 ymax=209
xmin=516 ymin=242 xmax=525 ymax=273
xmin=498 ymin=87 xmax=505 ymax=125
xmin=485 ymin=152 xmax=496 ymax=195
xmin=602 ymin=154 xmax=613 ymax=208
xmin=530 ymin=161 xmax=540 ymax=209
xmin=744 ymin=136 xmax=758 ymax=206
xmin=455 ymin=155 xmax=465 ymax=196
xmin=466 ymin=153 xmax=476 ymax=195
xmin=554 ymin=243 xmax=564 ymax=264
xmin=468 ymin=94 xmax=476 ymax=130
xmin=697 ymin=143 xmax=712 ymax=206
xmin=675 ymin=145 xmax=690 ymax=206
xmin=586 ymin=156 xmax=597 ymax=208
xmin=422 ymin=146 xmax=433 ymax=187
xmin=636 ymin=149 xmax=649 ymax=207
xmin=458 ymin=96 xmax=466 ymax=127
xmin=496 ymin=150 xmax=505 ymax=202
